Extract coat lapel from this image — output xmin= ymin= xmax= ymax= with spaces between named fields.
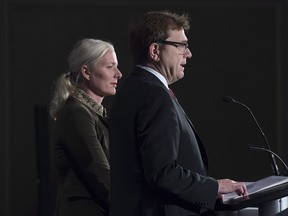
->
xmin=132 ymin=67 xmax=210 ymax=171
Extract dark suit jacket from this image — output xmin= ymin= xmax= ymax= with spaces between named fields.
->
xmin=54 ymin=89 xmax=110 ymax=216
xmin=109 ymin=67 xmax=218 ymax=216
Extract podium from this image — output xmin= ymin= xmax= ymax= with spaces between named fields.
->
xmin=215 ymin=176 xmax=288 ymax=216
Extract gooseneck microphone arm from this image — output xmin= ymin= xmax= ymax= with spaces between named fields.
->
xmin=223 ymin=96 xmax=281 ymax=176
xmin=248 ymin=144 xmax=288 ymax=174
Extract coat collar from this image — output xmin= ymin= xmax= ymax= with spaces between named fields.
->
xmin=132 ymin=66 xmax=165 ymax=87
xmin=73 ymin=89 xmax=107 ymax=117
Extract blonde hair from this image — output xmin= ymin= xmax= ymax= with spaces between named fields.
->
xmin=49 ymin=38 xmax=114 ymax=120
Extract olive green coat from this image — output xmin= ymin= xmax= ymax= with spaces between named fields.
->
xmin=54 ymin=89 xmax=110 ymax=216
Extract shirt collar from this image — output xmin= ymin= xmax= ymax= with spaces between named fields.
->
xmin=136 ymin=65 xmax=169 ymax=89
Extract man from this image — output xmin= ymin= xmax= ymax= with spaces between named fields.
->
xmin=109 ymin=11 xmax=247 ymax=216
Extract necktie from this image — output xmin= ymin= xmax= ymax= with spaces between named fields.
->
xmin=169 ymin=88 xmax=177 ymax=100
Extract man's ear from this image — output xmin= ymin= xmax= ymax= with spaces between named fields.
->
xmin=148 ymin=43 xmax=160 ymax=61
xmin=80 ymin=65 xmax=90 ymax=80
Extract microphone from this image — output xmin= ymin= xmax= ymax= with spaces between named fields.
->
xmin=223 ymin=96 xmax=281 ymax=176
xmin=248 ymin=144 xmax=288 ymax=175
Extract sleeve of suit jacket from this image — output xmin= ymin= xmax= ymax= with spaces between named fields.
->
xmin=137 ymin=85 xmax=218 ymax=210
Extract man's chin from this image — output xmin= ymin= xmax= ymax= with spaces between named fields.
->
xmin=177 ymin=72 xmax=185 ymax=80
xmin=169 ymin=75 xmax=184 ymax=85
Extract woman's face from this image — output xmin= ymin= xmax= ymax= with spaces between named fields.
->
xmin=85 ymin=48 xmax=122 ymax=100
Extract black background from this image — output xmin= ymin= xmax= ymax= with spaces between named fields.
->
xmin=1 ymin=0 xmax=288 ymax=215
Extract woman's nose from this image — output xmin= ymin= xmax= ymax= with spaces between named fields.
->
xmin=116 ymin=68 xmax=122 ymax=79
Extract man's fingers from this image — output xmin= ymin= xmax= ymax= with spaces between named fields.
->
xmin=234 ymin=182 xmax=248 ymax=196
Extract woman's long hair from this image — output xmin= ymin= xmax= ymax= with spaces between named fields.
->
xmin=49 ymin=38 xmax=114 ymax=120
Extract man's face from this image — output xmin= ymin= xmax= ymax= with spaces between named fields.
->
xmin=157 ymin=29 xmax=192 ymax=85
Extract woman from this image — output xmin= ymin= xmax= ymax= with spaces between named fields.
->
xmin=49 ymin=38 xmax=122 ymax=216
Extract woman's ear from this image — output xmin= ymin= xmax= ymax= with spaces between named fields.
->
xmin=148 ymin=43 xmax=160 ymax=61
xmin=80 ymin=65 xmax=90 ymax=81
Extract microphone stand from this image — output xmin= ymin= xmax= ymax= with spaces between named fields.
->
xmin=249 ymin=145 xmax=288 ymax=176
xmin=223 ymin=96 xmax=281 ymax=176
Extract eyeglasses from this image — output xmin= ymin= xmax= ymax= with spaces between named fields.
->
xmin=157 ymin=40 xmax=189 ymax=54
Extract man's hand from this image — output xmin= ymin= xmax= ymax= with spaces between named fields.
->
xmin=217 ymin=179 xmax=248 ymax=198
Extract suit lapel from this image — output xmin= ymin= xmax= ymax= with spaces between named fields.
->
xmin=170 ymin=92 xmax=210 ymax=171
xmin=132 ymin=67 xmax=210 ymax=171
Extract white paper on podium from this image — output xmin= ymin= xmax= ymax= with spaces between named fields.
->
xmin=222 ymin=175 xmax=288 ymax=203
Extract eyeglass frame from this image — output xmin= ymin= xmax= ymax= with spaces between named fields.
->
xmin=157 ymin=40 xmax=189 ymax=54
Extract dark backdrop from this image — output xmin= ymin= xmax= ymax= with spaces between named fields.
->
xmin=1 ymin=0 xmax=287 ymax=215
